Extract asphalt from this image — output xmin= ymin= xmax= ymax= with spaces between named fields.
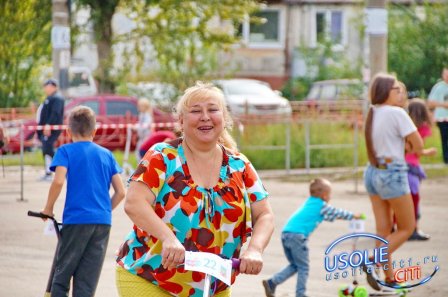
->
xmin=0 ymin=166 xmax=446 ymax=297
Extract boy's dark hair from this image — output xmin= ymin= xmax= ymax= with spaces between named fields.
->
xmin=68 ymin=106 xmax=96 ymax=137
xmin=309 ymin=178 xmax=331 ymax=198
xmin=408 ymin=98 xmax=431 ymax=128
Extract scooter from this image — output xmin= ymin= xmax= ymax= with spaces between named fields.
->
xmin=28 ymin=210 xmax=61 ymax=297
xmin=183 ymin=251 xmax=240 ymax=297
xmin=337 ymin=218 xmax=409 ymax=297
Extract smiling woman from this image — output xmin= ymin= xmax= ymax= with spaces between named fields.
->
xmin=115 ymin=82 xmax=275 ymax=297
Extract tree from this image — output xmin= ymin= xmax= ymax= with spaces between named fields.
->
xmin=282 ymin=41 xmax=363 ymax=101
xmin=125 ymin=0 xmax=260 ymax=92
xmin=74 ymin=0 xmax=120 ymax=93
xmin=0 ymin=0 xmax=51 ymax=108
xmin=73 ymin=0 xmax=259 ymax=93
xmin=388 ymin=3 xmax=448 ymax=95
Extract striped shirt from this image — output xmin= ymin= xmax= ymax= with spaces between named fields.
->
xmin=283 ymin=196 xmax=353 ymax=237
xmin=321 ymin=203 xmax=354 ymax=222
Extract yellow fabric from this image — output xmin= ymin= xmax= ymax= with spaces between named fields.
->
xmin=115 ymin=266 xmax=231 ymax=297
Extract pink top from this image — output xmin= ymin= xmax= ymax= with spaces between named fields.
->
xmin=405 ymin=123 xmax=432 ymax=166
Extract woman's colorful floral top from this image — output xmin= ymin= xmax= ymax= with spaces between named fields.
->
xmin=116 ymin=138 xmax=268 ymax=296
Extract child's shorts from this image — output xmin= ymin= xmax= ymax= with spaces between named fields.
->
xmin=364 ymin=159 xmax=410 ymax=200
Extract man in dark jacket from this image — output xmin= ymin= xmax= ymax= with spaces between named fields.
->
xmin=38 ymin=79 xmax=64 ymax=181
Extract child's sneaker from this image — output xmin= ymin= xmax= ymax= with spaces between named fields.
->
xmin=362 ymin=264 xmax=381 ymax=291
xmin=381 ymin=279 xmax=410 ymax=295
xmin=37 ymin=173 xmax=53 ymax=182
xmin=262 ymin=279 xmax=276 ymax=297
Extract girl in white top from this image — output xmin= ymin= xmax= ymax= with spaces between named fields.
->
xmin=363 ymin=73 xmax=424 ymax=289
xmin=136 ymin=98 xmax=153 ymax=160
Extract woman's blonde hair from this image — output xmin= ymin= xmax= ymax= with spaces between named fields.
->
xmin=175 ymin=81 xmax=237 ymax=151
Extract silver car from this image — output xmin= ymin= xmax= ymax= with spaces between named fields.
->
xmin=213 ymin=79 xmax=292 ymax=117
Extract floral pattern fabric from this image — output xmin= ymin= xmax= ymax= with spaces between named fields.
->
xmin=116 ymin=138 xmax=268 ymax=297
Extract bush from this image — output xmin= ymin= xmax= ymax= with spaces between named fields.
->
xmin=281 ymin=78 xmax=313 ymax=101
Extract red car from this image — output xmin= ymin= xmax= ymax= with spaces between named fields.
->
xmin=5 ymin=94 xmax=175 ymax=153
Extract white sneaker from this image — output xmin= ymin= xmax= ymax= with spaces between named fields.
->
xmin=37 ymin=174 xmax=53 ymax=182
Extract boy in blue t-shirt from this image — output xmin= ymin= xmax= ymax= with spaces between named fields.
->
xmin=41 ymin=105 xmax=125 ymax=297
xmin=262 ymin=178 xmax=361 ymax=297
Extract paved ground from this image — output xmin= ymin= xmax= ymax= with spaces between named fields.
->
xmin=0 ymin=166 xmax=446 ymax=297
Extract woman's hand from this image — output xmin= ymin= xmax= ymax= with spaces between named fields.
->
xmin=238 ymin=248 xmax=263 ymax=275
xmin=161 ymin=237 xmax=185 ymax=270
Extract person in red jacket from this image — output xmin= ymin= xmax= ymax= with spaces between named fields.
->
xmin=138 ymin=130 xmax=177 ymax=158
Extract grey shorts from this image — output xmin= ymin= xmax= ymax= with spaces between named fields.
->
xmin=364 ymin=160 xmax=410 ymax=200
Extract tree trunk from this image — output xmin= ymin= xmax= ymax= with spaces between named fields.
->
xmin=89 ymin=0 xmax=119 ymax=93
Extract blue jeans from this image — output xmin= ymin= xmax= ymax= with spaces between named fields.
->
xmin=364 ymin=160 xmax=410 ymax=200
xmin=271 ymin=232 xmax=309 ymax=297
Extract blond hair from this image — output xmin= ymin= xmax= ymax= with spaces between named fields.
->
xmin=138 ymin=98 xmax=152 ymax=112
xmin=175 ymin=81 xmax=237 ymax=150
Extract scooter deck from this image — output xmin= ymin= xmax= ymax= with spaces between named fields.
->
xmin=369 ymin=292 xmax=407 ymax=296
xmin=368 ymin=287 xmax=409 ymax=296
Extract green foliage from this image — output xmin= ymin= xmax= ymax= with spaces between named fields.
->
xmin=73 ymin=0 xmax=120 ymax=93
xmin=71 ymin=0 xmax=259 ymax=95
xmin=237 ymin=122 xmax=367 ymax=169
xmin=300 ymin=41 xmax=362 ymax=82
xmin=389 ymin=3 xmax=448 ymax=94
xmin=283 ymin=41 xmax=362 ymax=101
xmin=3 ymin=122 xmax=445 ymax=171
xmin=281 ymin=77 xmax=313 ymax=101
xmin=123 ymin=0 xmax=260 ymax=93
xmin=236 ymin=121 xmax=443 ymax=170
xmin=0 ymin=0 xmax=51 ymax=108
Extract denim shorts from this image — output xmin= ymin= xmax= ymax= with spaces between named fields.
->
xmin=364 ymin=160 xmax=410 ymax=200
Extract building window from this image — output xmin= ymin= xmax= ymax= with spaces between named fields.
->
xmin=315 ymin=11 xmax=344 ymax=45
xmin=238 ymin=8 xmax=284 ymax=48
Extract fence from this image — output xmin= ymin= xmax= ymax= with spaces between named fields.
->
xmin=234 ymin=115 xmax=292 ymax=173
xmin=0 ymin=107 xmax=37 ymax=121
xmin=2 ymin=100 xmax=367 ymax=201
xmin=1 ymin=121 xmax=178 ymax=201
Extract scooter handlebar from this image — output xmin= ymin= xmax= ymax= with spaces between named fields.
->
xmin=231 ymin=258 xmax=240 ymax=270
xmin=27 ymin=211 xmax=54 ymax=220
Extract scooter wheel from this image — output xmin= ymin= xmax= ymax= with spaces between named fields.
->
xmin=353 ymin=286 xmax=369 ymax=297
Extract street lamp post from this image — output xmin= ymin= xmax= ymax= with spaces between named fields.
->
xmin=365 ymin=0 xmax=388 ymax=79
xmin=51 ymin=0 xmax=70 ymax=97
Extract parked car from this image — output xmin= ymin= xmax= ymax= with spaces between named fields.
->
xmin=0 ymin=120 xmax=7 ymax=152
xmin=213 ymin=79 xmax=292 ymax=117
xmin=4 ymin=94 xmax=175 ymax=153
xmin=305 ymin=79 xmax=365 ymax=102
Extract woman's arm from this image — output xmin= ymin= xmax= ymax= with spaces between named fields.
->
xmin=124 ymin=181 xmax=185 ymax=269
xmin=239 ymin=198 xmax=274 ymax=275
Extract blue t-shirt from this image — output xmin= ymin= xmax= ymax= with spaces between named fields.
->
xmin=283 ymin=196 xmax=325 ymax=237
xmin=50 ymin=141 xmax=122 ymax=225
xmin=282 ymin=196 xmax=354 ymax=237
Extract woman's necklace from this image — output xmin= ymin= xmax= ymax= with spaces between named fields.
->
xmin=183 ymin=139 xmax=219 ymax=189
